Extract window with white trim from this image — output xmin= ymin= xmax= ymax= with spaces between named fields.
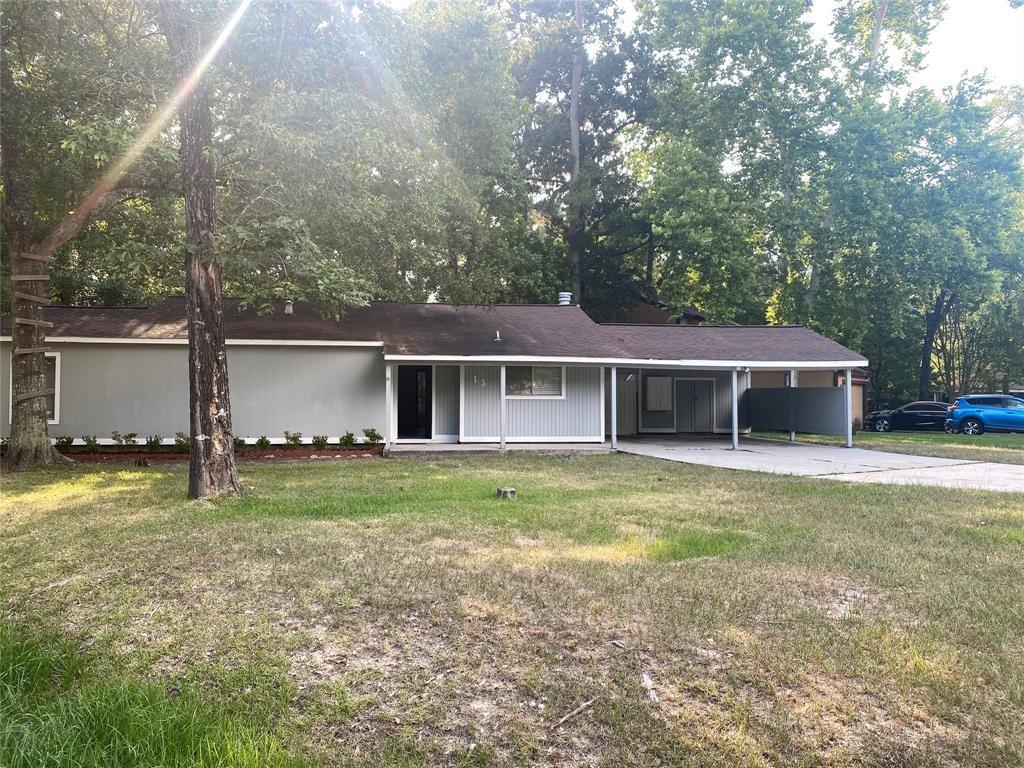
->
xmin=8 ymin=351 xmax=59 ymax=424
xmin=505 ymin=366 xmax=564 ymax=397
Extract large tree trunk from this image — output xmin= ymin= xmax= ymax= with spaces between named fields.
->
xmin=159 ymin=0 xmax=242 ymax=499
xmin=919 ymin=291 xmax=949 ymax=400
xmin=1 ymin=50 xmax=66 ymax=469
xmin=567 ymin=0 xmax=583 ymax=302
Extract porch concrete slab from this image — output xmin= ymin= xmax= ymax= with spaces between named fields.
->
xmin=389 ymin=442 xmax=611 ymax=456
xmin=616 ymin=437 xmax=1024 ymax=492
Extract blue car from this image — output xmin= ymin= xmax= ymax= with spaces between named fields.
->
xmin=944 ymin=395 xmax=1024 ymax=435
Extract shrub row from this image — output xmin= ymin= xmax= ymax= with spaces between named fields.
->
xmin=47 ymin=428 xmax=384 ymax=452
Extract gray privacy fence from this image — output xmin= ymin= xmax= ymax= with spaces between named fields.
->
xmin=746 ymin=387 xmax=848 ymax=436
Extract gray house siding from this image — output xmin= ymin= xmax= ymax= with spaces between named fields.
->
xmin=462 ymin=364 xmax=603 ymax=441
xmin=433 ymin=365 xmax=459 ymax=437
xmin=462 ymin=365 xmax=500 ymax=438
xmin=1 ymin=342 xmax=385 ymax=442
xmin=632 ymin=368 xmax=748 ymax=434
xmin=604 ymin=368 xmax=638 ymax=436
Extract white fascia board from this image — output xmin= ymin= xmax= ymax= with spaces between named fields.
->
xmin=383 ymin=354 xmax=867 ymax=369
xmin=0 ymin=336 xmax=383 ymax=347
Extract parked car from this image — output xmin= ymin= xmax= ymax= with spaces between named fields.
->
xmin=944 ymin=395 xmax=1024 ymax=435
xmin=863 ymin=401 xmax=951 ymax=432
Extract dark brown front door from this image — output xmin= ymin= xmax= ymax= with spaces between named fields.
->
xmin=397 ymin=365 xmax=432 ymax=439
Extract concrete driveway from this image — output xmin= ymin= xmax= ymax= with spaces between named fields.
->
xmin=617 ymin=436 xmax=1024 ymax=493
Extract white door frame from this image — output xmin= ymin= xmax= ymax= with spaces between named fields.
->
xmin=394 ymin=363 xmax=436 ymax=444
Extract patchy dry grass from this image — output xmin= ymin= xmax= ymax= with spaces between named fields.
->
xmin=754 ymin=429 xmax=1024 ymax=464
xmin=2 ymin=454 xmax=1023 ymax=767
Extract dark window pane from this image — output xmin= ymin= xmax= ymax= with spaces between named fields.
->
xmin=505 ymin=366 xmax=532 ymax=396
xmin=44 ymin=356 xmax=56 ymax=421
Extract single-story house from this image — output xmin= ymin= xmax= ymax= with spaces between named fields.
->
xmin=1 ymin=296 xmax=867 ymax=448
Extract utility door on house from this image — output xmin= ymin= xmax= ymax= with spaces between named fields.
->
xmin=674 ymin=379 xmax=714 ymax=433
xmin=397 ymin=365 xmax=432 ymax=439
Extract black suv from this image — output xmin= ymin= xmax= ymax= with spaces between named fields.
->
xmin=863 ymin=401 xmax=951 ymax=433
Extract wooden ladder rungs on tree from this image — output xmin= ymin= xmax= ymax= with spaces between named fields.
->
xmin=21 ymin=253 xmax=53 ymax=263
xmin=13 ymin=292 xmax=50 ymax=304
xmin=14 ymin=347 xmax=52 ymax=355
xmin=11 ymin=274 xmax=50 ymax=281
xmin=14 ymin=317 xmax=54 ymax=328
xmin=14 ymin=388 xmax=55 ymax=402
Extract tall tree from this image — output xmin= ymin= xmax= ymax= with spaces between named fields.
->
xmin=1 ymin=0 xmax=170 ymax=468
xmin=158 ymin=0 xmax=242 ymax=498
xmin=567 ymin=0 xmax=584 ymax=299
xmin=510 ymin=0 xmax=645 ymax=309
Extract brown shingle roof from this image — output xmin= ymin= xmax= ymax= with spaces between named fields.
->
xmin=602 ymin=323 xmax=867 ymax=364
xmin=1 ymin=298 xmax=866 ymax=364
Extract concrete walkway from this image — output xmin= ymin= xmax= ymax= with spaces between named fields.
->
xmin=617 ymin=436 xmax=1024 ymax=493
xmin=388 ymin=442 xmax=610 ymax=456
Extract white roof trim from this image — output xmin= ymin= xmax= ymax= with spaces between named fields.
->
xmin=0 ymin=336 xmax=383 ymax=347
xmin=0 ymin=337 xmax=866 ymax=368
xmin=382 ymin=354 xmax=867 ymax=369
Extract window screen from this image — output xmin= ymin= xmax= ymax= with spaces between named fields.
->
xmin=505 ymin=366 xmax=563 ymax=397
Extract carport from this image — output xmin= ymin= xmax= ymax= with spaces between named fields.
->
xmin=600 ymin=324 xmax=869 ymax=450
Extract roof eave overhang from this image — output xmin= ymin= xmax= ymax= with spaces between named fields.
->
xmin=0 ymin=336 xmax=383 ymax=347
xmin=382 ymin=353 xmax=868 ymax=369
xmin=0 ymin=337 xmax=867 ymax=368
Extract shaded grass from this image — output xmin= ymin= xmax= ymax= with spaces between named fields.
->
xmin=2 ymin=455 xmax=1023 ymax=767
xmin=0 ymin=624 xmax=302 ymax=768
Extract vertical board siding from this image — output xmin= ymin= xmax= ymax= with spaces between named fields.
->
xmin=463 ymin=365 xmax=500 ymax=437
xmin=434 ymin=365 xmax=459 ymax=436
xmin=604 ymin=368 xmax=638 ymax=437
xmin=0 ymin=342 xmax=386 ymax=440
xmin=230 ymin=347 xmax=385 ymax=438
xmin=506 ymin=366 xmax=601 ymax=438
xmin=462 ymin=364 xmax=602 ymax=439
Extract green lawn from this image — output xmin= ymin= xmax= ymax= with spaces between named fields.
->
xmin=2 ymin=456 xmax=1023 ymax=767
xmin=754 ymin=429 xmax=1024 ymax=464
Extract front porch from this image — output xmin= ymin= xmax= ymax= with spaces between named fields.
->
xmin=382 ymin=362 xmax=858 ymax=451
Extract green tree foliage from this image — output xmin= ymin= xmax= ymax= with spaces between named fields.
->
xmin=636 ymin=0 xmax=1023 ymax=403
xmin=4 ymin=0 xmax=1022 ymax=406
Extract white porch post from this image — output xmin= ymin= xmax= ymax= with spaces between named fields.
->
xmin=499 ymin=364 xmax=507 ymax=450
xmin=844 ymin=368 xmax=853 ymax=448
xmin=610 ymin=366 xmax=617 ymax=450
xmin=384 ymin=363 xmax=394 ymax=449
xmin=788 ymin=369 xmax=798 ymax=442
xmin=731 ymin=368 xmax=739 ymax=450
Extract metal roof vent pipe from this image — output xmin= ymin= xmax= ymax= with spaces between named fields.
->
xmin=557 ymin=291 xmax=573 ymax=306
xmin=284 ymin=300 xmax=294 ymax=316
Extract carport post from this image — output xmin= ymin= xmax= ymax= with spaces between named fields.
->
xmin=731 ymin=368 xmax=739 ymax=450
xmin=788 ymin=369 xmax=798 ymax=442
xmin=844 ymin=368 xmax=853 ymax=448
xmin=384 ymin=363 xmax=393 ymax=449
xmin=610 ymin=366 xmax=617 ymax=450
xmin=499 ymin=364 xmax=507 ymax=450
